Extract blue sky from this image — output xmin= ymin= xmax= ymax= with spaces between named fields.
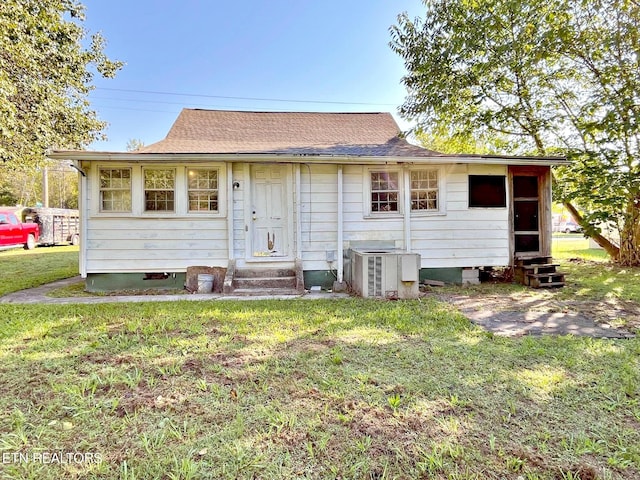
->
xmin=82 ymin=0 xmax=425 ymax=151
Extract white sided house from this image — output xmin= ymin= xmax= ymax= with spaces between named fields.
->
xmin=51 ymin=110 xmax=568 ymax=295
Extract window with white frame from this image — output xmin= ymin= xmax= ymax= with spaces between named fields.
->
xmin=187 ymin=168 xmax=219 ymax=212
xmin=370 ymin=171 xmax=399 ymax=213
xmin=410 ymin=169 xmax=439 ymax=211
xmin=144 ymin=168 xmax=175 ymax=212
xmin=99 ymin=168 xmax=132 ymax=212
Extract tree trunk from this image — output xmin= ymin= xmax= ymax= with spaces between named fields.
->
xmin=550 ymin=172 xmax=620 ymax=260
xmin=618 ymin=199 xmax=640 ymax=266
xmin=562 ymin=201 xmax=621 ymax=260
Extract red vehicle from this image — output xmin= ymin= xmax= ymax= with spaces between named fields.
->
xmin=0 ymin=209 xmax=40 ymax=250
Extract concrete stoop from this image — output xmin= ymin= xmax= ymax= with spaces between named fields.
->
xmin=223 ymin=259 xmax=305 ymax=296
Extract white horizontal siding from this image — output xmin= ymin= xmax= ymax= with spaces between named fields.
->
xmin=411 ymin=164 xmax=509 ymax=268
xmin=88 ymin=227 xmax=228 ymax=241
xmin=410 ymin=226 xmax=507 ymax=240
xmin=85 ymin=217 xmax=228 ymax=273
xmin=84 ymin=160 xmax=513 ymax=274
xmin=300 ymin=164 xmax=339 ymax=270
xmin=343 ymin=165 xmax=404 ymax=250
xmin=87 ymin=238 xmax=227 ymax=250
xmin=87 ymin=249 xmax=227 ymax=261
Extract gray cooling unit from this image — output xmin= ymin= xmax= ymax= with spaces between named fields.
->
xmin=350 ymin=249 xmax=420 ymax=299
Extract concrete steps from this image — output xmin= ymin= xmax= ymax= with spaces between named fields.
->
xmin=230 ymin=287 xmax=302 ymax=297
xmin=223 ymin=259 xmax=305 ymax=296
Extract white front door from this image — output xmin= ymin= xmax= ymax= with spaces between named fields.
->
xmin=250 ymin=165 xmax=289 ymax=258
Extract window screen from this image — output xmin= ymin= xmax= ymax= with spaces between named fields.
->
xmin=468 ymin=175 xmax=506 ymax=208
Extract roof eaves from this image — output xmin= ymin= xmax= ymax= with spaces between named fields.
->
xmin=48 ymin=150 xmax=569 ymax=166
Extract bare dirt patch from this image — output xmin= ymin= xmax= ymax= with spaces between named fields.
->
xmin=434 ymin=291 xmax=637 ymax=338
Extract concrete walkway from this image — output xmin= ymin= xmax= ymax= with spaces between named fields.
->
xmin=1 ymin=277 xmax=635 ymax=339
xmin=0 ymin=276 xmax=349 ymax=304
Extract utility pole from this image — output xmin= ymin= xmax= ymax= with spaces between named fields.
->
xmin=42 ymin=164 xmax=49 ymax=207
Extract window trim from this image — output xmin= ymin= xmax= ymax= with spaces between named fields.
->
xmin=143 ymin=167 xmax=176 ymax=213
xmin=364 ymin=167 xmax=403 ymax=218
xmin=409 ymin=166 xmax=445 ymax=216
xmin=92 ymin=163 xmax=227 ymax=218
xmin=98 ymin=167 xmax=132 ymax=213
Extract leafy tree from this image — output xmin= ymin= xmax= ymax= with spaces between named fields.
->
xmin=390 ymin=0 xmax=640 ymax=264
xmin=414 ymin=124 xmax=510 ymax=156
xmin=0 ymin=188 xmax=17 ymax=207
xmin=0 ymin=0 xmax=122 ymax=169
xmin=126 ymin=138 xmax=145 ymax=152
xmin=47 ymin=161 xmax=79 ymax=208
xmin=0 ymin=160 xmax=77 ymax=208
xmin=0 ymin=163 xmax=40 ymax=206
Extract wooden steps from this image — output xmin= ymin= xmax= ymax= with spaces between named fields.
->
xmin=514 ymin=256 xmax=566 ymax=288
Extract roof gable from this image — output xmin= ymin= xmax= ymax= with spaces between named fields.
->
xmin=138 ymin=109 xmax=438 ymax=157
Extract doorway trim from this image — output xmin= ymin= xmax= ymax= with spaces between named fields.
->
xmin=509 ymin=165 xmax=552 ymax=261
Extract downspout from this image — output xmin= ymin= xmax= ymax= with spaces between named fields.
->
xmin=337 ymin=165 xmax=344 ymax=283
xmin=295 ymin=164 xmax=302 ymax=259
xmin=227 ymin=163 xmax=234 ymax=260
xmin=403 ymin=168 xmax=412 ymax=252
xmin=76 ymin=160 xmax=88 ymax=278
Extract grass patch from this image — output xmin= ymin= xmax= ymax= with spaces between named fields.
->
xmin=552 ymin=236 xmax=609 ymax=262
xmin=0 ymin=238 xmax=638 ymax=477
xmin=561 ymin=261 xmax=640 ymax=304
xmin=0 ymin=246 xmax=79 ymax=296
xmin=46 ymin=281 xmax=93 ymax=298
xmin=0 ymin=299 xmax=638 ymax=479
xmin=552 ymin=236 xmax=640 ymax=304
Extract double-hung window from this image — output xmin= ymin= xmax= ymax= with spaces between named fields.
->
xmin=187 ymin=169 xmax=219 ymax=212
xmin=144 ymin=169 xmax=175 ymax=212
xmin=367 ymin=168 xmax=442 ymax=216
xmin=410 ymin=169 xmax=439 ymax=212
xmin=99 ymin=168 xmax=132 ymax=212
xmin=370 ymin=171 xmax=399 ymax=213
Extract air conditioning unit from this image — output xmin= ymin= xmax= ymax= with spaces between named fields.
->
xmin=350 ymin=249 xmax=420 ymax=299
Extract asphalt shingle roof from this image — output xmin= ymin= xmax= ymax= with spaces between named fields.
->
xmin=138 ymin=109 xmax=438 ymax=157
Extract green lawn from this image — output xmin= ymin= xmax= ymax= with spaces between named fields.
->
xmin=1 ymin=243 xmax=639 ymax=479
xmin=0 ymin=245 xmax=79 ymax=296
xmin=552 ymin=235 xmax=609 ymax=262
xmin=0 ymin=299 xmax=638 ymax=479
xmin=552 ymin=236 xmax=640 ymax=303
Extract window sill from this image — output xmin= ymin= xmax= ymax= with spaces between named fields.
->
xmin=363 ymin=211 xmax=448 ymax=219
xmin=468 ymin=206 xmax=508 ymax=209
xmin=410 ymin=210 xmax=447 ymax=217
xmin=91 ymin=213 xmax=226 ymax=219
xmin=363 ymin=213 xmax=404 ymax=220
